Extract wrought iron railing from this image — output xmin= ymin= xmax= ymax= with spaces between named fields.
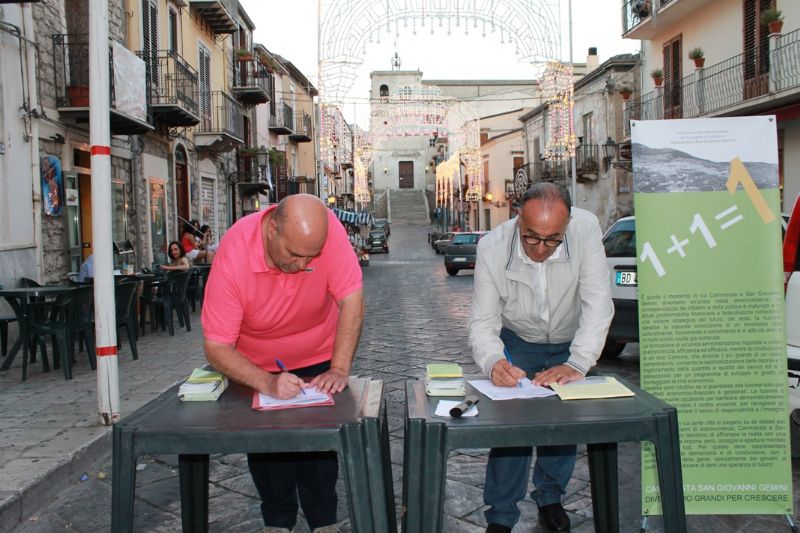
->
xmin=197 ymin=90 xmax=244 ymax=140
xmin=532 ymin=160 xmax=569 ymax=184
xmin=623 ymin=28 xmax=800 ymax=136
xmin=233 ymin=57 xmax=270 ymax=92
xmin=270 ymin=102 xmax=294 ymax=131
xmin=293 ymin=111 xmax=312 ymax=137
xmin=576 ymin=144 xmax=600 ymax=174
xmin=135 ymin=49 xmax=198 ymax=114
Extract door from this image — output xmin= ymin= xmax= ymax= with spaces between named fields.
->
xmin=663 ymin=35 xmax=682 ymax=119
xmin=175 ymin=146 xmax=189 ymax=227
xmin=399 ymin=161 xmax=414 ymax=189
xmin=743 ymin=0 xmax=773 ymax=100
xmin=78 ymin=173 xmax=92 ymax=260
xmin=65 ymin=172 xmax=83 ymax=273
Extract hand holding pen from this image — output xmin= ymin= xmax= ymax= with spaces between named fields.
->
xmin=490 ymin=348 xmax=526 ymax=388
xmin=273 ymin=358 xmax=306 ymax=397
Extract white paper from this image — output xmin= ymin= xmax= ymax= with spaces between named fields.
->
xmin=434 ymin=400 xmax=478 ymax=417
xmin=467 ymin=378 xmax=556 ymax=400
xmin=256 ymin=386 xmax=329 ymax=407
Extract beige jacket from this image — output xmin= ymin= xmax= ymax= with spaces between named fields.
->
xmin=469 ymin=208 xmax=614 ymax=376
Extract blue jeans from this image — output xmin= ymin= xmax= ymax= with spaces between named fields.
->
xmin=483 ymin=328 xmax=577 ymax=528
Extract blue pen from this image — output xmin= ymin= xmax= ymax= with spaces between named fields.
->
xmin=275 ymin=358 xmax=306 ymax=394
xmin=503 ymin=347 xmax=523 ymax=388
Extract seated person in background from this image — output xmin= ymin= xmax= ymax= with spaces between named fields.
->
xmin=78 ymin=254 xmax=94 ymax=282
xmin=199 ymin=224 xmax=219 ymax=254
xmin=160 ymin=241 xmax=191 ymax=272
xmin=181 ymin=222 xmax=214 ymax=264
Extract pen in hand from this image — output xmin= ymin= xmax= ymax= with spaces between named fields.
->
xmin=503 ymin=347 xmax=523 ymax=388
xmin=275 ymin=357 xmax=306 ymax=395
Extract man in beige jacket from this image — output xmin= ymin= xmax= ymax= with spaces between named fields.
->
xmin=469 ymin=183 xmax=614 ymax=533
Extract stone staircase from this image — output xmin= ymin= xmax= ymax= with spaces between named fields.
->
xmin=389 ymin=189 xmax=430 ymax=225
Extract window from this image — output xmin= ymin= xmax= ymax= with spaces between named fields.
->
xmin=398 ymin=86 xmax=413 ymax=100
xmin=379 ymin=84 xmax=389 ymax=98
xmin=603 ymin=218 xmax=636 ymax=258
xmin=198 ymin=44 xmax=211 ymax=128
xmin=582 ymin=112 xmax=594 ymax=146
xmin=168 ymin=9 xmax=178 ymax=53
xmin=663 ymin=35 xmax=682 ymax=119
xmin=743 ymin=0 xmax=774 ymax=100
xmin=142 ymin=0 xmax=159 ymax=90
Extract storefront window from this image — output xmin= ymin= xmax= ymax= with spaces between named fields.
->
xmin=149 ymin=180 xmax=167 ymax=264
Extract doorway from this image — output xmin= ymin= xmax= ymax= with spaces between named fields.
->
xmin=175 ymin=145 xmax=189 ymax=227
xmin=399 ymin=161 xmax=414 ymax=189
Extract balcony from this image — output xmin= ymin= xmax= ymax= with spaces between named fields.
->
xmin=194 ymin=91 xmax=244 ymax=152
xmin=188 ymin=0 xmax=236 ymax=35
xmin=575 ymin=144 xmax=600 ymax=180
xmin=53 ymin=34 xmax=154 ymax=135
xmin=622 ymin=0 xmax=711 ymax=40
xmin=232 ymin=58 xmax=271 ymax=106
xmin=136 ymin=50 xmax=200 ymax=127
xmin=623 ymin=28 xmax=800 ymax=136
xmin=532 ymin=159 xmax=569 ymax=185
xmin=269 ymin=102 xmax=294 ymax=135
xmin=289 ymin=111 xmax=312 ymax=142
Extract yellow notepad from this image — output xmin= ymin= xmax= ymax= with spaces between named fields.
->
xmin=426 ymin=363 xmax=463 ymax=379
xmin=178 ymin=368 xmax=228 ymax=401
xmin=550 ymin=376 xmax=634 ymax=400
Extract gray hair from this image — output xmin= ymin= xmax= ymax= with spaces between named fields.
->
xmin=520 ymin=183 xmax=571 ymax=211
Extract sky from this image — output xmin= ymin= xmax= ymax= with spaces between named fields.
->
xmin=240 ymin=0 xmax=640 ymax=127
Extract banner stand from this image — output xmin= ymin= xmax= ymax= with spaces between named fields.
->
xmin=640 ymin=513 xmax=797 ymax=532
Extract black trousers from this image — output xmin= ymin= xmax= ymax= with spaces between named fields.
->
xmin=248 ymin=360 xmax=338 ymax=530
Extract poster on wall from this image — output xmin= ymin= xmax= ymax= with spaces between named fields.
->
xmin=633 ymin=117 xmax=792 ymax=516
xmin=41 ymin=156 xmax=64 ymax=216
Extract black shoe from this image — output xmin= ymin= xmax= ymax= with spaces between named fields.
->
xmin=485 ymin=524 xmax=512 ymax=533
xmin=537 ymin=502 xmax=571 ymax=531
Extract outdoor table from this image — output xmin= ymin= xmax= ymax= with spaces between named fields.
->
xmin=112 ymin=377 xmax=396 ymax=533
xmin=0 ymin=286 xmax=76 ymax=374
xmin=402 ymin=376 xmax=686 ymax=533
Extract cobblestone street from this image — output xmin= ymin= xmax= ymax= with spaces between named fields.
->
xmin=7 ymin=224 xmax=799 ymax=533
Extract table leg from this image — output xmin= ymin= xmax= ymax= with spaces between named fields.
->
xmin=587 ymin=442 xmax=619 ymax=533
xmin=361 ymin=406 xmax=397 ymax=532
xmin=341 ymin=422 xmax=377 ymax=533
xmin=402 ymin=417 xmax=425 ymax=533
xmin=654 ymin=409 xmax=687 ymax=533
xmin=178 ymin=454 xmax=209 ymax=533
xmin=0 ymin=299 xmax=25 ymax=371
xmin=111 ymin=427 xmax=137 ymax=533
xmin=420 ymin=422 xmax=447 ymax=533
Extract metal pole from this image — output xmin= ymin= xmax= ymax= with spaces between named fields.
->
xmin=90 ymin=0 xmax=120 ymax=425
xmin=568 ymin=0 xmax=577 ymax=204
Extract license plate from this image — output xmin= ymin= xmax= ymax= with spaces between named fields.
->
xmin=615 ymin=270 xmax=637 ymax=286
xmin=454 ymin=257 xmax=467 ymax=262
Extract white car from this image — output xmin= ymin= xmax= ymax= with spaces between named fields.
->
xmin=601 ymin=216 xmax=638 ymax=358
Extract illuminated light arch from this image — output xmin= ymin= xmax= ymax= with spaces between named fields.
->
xmin=319 ymin=0 xmax=562 ymax=105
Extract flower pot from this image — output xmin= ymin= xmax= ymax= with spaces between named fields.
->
xmin=67 ymin=85 xmax=90 ymax=107
xmin=652 ymin=76 xmax=663 ymax=87
xmin=768 ymin=20 xmax=783 ymax=34
xmin=237 ymin=54 xmax=254 ymax=62
xmin=692 ymin=57 xmax=705 ymax=69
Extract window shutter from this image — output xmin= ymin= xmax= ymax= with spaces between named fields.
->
xmin=199 ymin=47 xmax=211 ymax=125
xmin=663 ymin=35 xmax=682 ymax=118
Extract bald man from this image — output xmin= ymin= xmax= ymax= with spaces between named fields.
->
xmin=202 ymin=194 xmax=364 ymax=533
xmin=469 ymin=183 xmax=613 ymax=533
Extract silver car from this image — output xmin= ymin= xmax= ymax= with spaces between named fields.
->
xmin=602 ymin=216 xmax=637 ymax=358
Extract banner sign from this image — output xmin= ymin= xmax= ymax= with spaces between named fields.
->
xmin=633 ymin=117 xmax=792 ymax=515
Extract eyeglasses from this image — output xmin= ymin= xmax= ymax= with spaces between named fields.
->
xmin=520 ymin=233 xmax=563 ymax=248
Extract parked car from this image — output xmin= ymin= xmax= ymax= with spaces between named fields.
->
xmin=366 ymin=229 xmax=389 ymax=253
xmin=372 ymin=218 xmax=390 ymax=236
xmin=444 ymin=232 xmax=487 ymax=276
xmin=433 ymin=232 xmax=457 ymax=254
xmin=602 ymin=216 xmax=638 ymax=358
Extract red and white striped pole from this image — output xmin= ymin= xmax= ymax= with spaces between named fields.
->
xmin=90 ymin=0 xmax=120 ymax=425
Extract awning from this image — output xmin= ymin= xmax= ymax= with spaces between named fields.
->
xmin=332 ymin=208 xmax=373 ymax=227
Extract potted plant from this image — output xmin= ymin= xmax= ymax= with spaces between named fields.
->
xmin=619 ymin=85 xmax=633 ymax=101
xmin=761 ymin=8 xmax=784 ymax=34
xmin=235 ymin=48 xmax=254 ymax=61
xmin=651 ymin=68 xmax=664 ymax=87
xmin=239 ymin=145 xmax=260 ymax=158
xmin=688 ymin=47 xmax=705 ymax=68
xmin=269 ymin=148 xmax=284 ymax=166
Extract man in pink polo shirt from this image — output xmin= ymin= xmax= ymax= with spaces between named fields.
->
xmin=201 ymin=194 xmax=364 ymax=533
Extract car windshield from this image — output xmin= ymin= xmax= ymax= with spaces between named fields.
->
xmin=373 ymin=220 xmax=386 ymax=228
xmin=603 ymin=219 xmax=636 ymax=257
xmin=451 ymin=234 xmax=480 ymax=245
xmin=370 ymin=231 xmax=385 ymax=238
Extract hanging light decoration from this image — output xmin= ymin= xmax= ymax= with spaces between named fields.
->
xmin=541 ymin=61 xmax=576 ymax=161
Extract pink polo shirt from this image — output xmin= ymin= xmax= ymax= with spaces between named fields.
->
xmin=201 ymin=206 xmax=362 ymax=371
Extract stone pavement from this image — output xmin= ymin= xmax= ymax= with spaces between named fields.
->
xmin=1 ymin=224 xmax=798 ymax=532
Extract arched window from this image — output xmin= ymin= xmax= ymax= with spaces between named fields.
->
xmin=379 ymin=84 xmax=389 ymax=99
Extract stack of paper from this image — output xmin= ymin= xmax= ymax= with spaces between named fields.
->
xmin=252 ymin=387 xmax=334 ymax=411
xmin=425 ymin=363 xmax=465 ymax=396
xmin=549 ymin=376 xmax=634 ymax=400
xmin=468 ymin=378 xmax=556 ymax=400
xmin=178 ymin=368 xmax=228 ymax=402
